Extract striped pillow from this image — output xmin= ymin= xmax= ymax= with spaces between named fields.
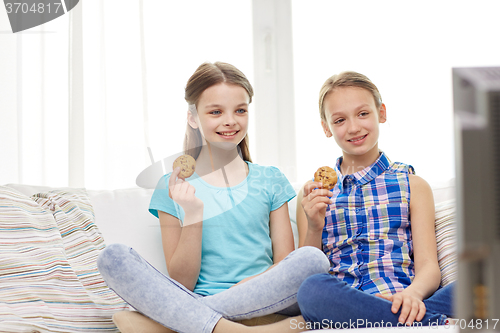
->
xmin=0 ymin=186 xmax=127 ymax=332
xmin=434 ymin=199 xmax=457 ymax=287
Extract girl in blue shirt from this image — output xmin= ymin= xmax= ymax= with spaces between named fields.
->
xmin=97 ymin=62 xmax=329 ymax=333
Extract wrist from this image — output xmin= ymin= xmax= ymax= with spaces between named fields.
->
xmin=183 ymin=202 xmax=204 ymax=215
xmin=307 ymin=220 xmax=324 ymax=233
xmin=403 ymin=287 xmax=424 ymax=301
xmin=183 ymin=208 xmax=204 ymax=227
xmin=304 ymin=229 xmax=323 ymax=249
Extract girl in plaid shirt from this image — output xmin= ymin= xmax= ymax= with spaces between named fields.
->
xmin=293 ymin=71 xmax=455 ymax=329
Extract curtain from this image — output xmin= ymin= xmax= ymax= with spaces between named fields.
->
xmin=1 ymin=0 xmax=254 ymax=190
xmin=0 ymin=13 xmax=70 ymax=187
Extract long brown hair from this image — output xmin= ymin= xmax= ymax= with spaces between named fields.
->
xmin=183 ymin=62 xmax=253 ymax=162
xmin=319 ymin=71 xmax=382 ymax=123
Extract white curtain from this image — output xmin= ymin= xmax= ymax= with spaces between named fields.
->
xmin=1 ymin=0 xmax=254 ymax=190
xmin=4 ymin=0 xmax=500 ymax=190
xmin=0 ymin=11 xmax=70 ymax=187
xmin=80 ymin=0 xmax=255 ymax=190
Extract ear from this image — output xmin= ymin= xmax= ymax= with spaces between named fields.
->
xmin=321 ymin=120 xmax=333 ymax=138
xmin=187 ymin=110 xmax=199 ymax=129
xmin=379 ymin=103 xmax=387 ymax=123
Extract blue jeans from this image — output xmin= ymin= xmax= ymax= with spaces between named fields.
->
xmin=97 ymin=244 xmax=330 ymax=333
xmin=297 ymin=273 xmax=455 ymax=329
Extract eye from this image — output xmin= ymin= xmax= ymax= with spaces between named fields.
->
xmin=359 ymin=111 xmax=369 ymax=117
xmin=209 ymin=110 xmax=222 ymax=115
xmin=333 ymin=118 xmax=345 ymax=125
xmin=236 ymin=108 xmax=247 ymax=114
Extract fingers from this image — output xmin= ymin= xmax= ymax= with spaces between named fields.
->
xmin=391 ymin=294 xmax=403 ymax=314
xmin=304 ymin=193 xmax=331 ymax=207
xmin=169 ymin=167 xmax=181 ymax=187
xmin=169 ymin=167 xmax=181 ymax=199
xmin=172 ymin=181 xmax=191 ymax=198
xmin=401 ymin=300 xmax=419 ymax=325
xmin=302 ymin=180 xmax=315 ymax=196
xmin=301 ymin=181 xmax=331 ymax=209
xmin=169 ymin=168 xmax=195 ymax=200
xmin=375 ymin=294 xmax=393 ymax=302
xmin=303 ymin=181 xmax=332 ymax=197
xmin=415 ymin=301 xmax=427 ymax=322
xmin=397 ymin=297 xmax=425 ymax=326
xmin=378 ymin=292 xmax=426 ymax=326
xmin=302 ymin=193 xmax=331 ymax=217
xmin=304 ymin=188 xmax=332 ymax=205
xmin=186 ymin=183 xmax=196 ymax=196
xmin=301 ymin=182 xmax=333 ymax=223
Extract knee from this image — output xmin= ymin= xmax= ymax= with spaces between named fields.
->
xmin=297 ymin=273 xmax=345 ymax=311
xmin=297 ymin=274 xmax=328 ymax=306
xmin=297 ymin=274 xmax=332 ymax=321
xmin=294 ymin=246 xmax=330 ymax=273
xmin=97 ymin=243 xmax=131 ymax=277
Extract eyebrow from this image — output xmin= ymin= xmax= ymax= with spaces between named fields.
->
xmin=355 ymin=103 xmax=371 ymax=110
xmin=204 ymin=103 xmax=248 ymax=109
xmin=329 ymin=104 xmax=372 ymax=118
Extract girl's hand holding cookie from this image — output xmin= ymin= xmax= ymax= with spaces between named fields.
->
xmin=301 ymin=180 xmax=333 ymax=232
xmin=168 ymin=167 xmax=203 ymax=214
xmin=302 ymin=166 xmax=338 ymax=232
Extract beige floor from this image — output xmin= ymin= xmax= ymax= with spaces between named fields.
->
xmin=113 ymin=310 xmax=289 ymax=333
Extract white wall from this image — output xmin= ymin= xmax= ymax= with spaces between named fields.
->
xmin=291 ymin=0 xmax=500 ymax=186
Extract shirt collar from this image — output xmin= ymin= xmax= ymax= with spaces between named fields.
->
xmin=334 ymin=151 xmax=391 ymax=190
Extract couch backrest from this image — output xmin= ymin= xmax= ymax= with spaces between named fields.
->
xmin=6 ymin=179 xmax=456 ymax=284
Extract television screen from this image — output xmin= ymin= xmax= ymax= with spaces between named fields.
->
xmin=453 ymin=67 xmax=500 ymax=331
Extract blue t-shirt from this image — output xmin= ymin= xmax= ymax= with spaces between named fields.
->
xmin=149 ymin=161 xmax=296 ymax=296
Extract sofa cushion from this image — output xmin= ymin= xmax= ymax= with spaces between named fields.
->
xmin=0 ymin=186 xmax=127 ymax=332
xmin=434 ymin=199 xmax=457 ymax=287
xmin=86 ymin=187 xmax=167 ymax=276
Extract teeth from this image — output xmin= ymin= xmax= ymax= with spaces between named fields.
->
xmin=349 ymin=135 xmax=366 ymax=142
xmin=219 ymin=131 xmax=237 ymax=136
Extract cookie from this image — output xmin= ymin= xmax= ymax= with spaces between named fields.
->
xmin=172 ymin=154 xmax=196 ymax=179
xmin=314 ymin=166 xmax=337 ymax=190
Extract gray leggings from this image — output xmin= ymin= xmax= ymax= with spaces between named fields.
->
xmin=97 ymin=244 xmax=329 ymax=333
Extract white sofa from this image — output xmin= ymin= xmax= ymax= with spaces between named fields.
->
xmin=1 ymin=179 xmax=457 ymax=332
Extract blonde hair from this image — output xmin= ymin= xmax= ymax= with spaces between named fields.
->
xmin=183 ymin=62 xmax=253 ymax=162
xmin=318 ymin=71 xmax=382 ymax=123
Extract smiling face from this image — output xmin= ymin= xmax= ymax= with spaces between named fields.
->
xmin=322 ymin=86 xmax=386 ymax=162
xmin=188 ymin=83 xmax=250 ymax=150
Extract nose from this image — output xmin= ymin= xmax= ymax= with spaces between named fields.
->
xmin=347 ymin=119 xmax=361 ymax=134
xmin=223 ymin=112 xmax=237 ymax=126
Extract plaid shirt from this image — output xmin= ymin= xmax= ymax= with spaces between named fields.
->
xmin=323 ymin=151 xmax=415 ymax=295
